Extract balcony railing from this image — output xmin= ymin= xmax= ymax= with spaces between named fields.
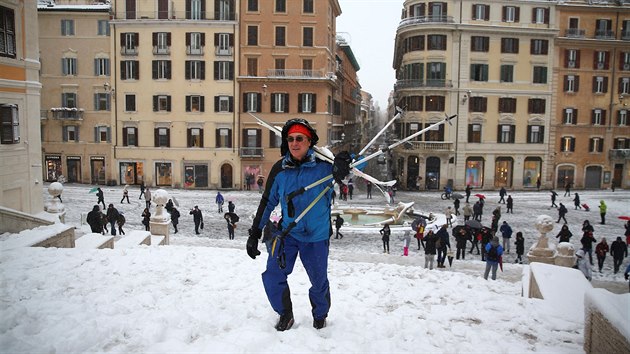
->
xmin=240 ymin=147 xmax=264 ymax=158
xmin=403 ymin=141 xmax=453 ymax=151
xmin=153 ymin=46 xmax=170 ymax=55
xmin=595 ymin=30 xmax=615 ymax=39
xmin=622 ymin=31 xmax=630 ymax=41
xmin=265 ymin=69 xmax=327 ymax=79
xmin=215 ymin=46 xmax=233 ymax=56
xmin=394 ymin=79 xmax=453 ymax=89
xmin=565 ymin=28 xmax=585 ymax=38
xmin=186 ymin=46 xmax=204 ymax=55
xmin=51 ymin=108 xmax=84 ymax=120
xmin=398 ymin=15 xmax=455 ymax=29
xmin=121 ymin=47 xmax=138 ymax=56
xmin=112 ymin=10 xmax=237 ymax=21
xmin=609 ymin=149 xmax=630 ymax=160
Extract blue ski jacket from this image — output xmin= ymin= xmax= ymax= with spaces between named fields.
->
xmin=252 ymin=149 xmax=333 ymax=242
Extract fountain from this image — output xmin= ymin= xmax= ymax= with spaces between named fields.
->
xmin=331 ymin=202 xmax=449 ymax=232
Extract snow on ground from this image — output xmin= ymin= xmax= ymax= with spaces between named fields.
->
xmin=1 ymin=184 xmax=629 ymax=352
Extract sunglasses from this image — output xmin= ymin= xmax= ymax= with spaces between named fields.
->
xmin=286 ymin=136 xmax=309 ymax=143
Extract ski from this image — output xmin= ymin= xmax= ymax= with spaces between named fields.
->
xmin=358 ymin=106 xmax=403 ymax=156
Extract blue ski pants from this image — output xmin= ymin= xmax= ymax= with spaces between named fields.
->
xmin=262 ymin=235 xmax=330 ymax=321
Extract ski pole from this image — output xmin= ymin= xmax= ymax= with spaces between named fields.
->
xmin=358 ymin=106 xmax=403 ymax=156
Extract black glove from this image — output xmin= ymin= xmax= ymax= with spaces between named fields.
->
xmin=625 ymin=273 xmax=629 ymax=281
xmin=333 ymin=151 xmax=352 ymax=184
xmin=247 ymin=228 xmax=262 ymax=259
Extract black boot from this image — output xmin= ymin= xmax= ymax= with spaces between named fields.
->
xmin=313 ymin=318 xmax=327 ymax=329
xmin=275 ymin=311 xmax=294 ymax=331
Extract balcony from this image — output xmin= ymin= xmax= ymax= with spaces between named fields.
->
xmin=622 ymin=31 xmax=630 ymax=41
xmin=394 ymin=79 xmax=453 ymax=90
xmin=595 ymin=30 xmax=615 ymax=40
xmin=50 ymin=107 xmax=84 ymax=120
xmin=215 ymin=46 xmax=233 ymax=56
xmin=403 ymin=141 xmax=453 ymax=152
xmin=565 ymin=28 xmax=585 ymax=38
xmin=121 ymin=47 xmax=138 ymax=56
xmin=398 ymin=15 xmax=455 ymax=30
xmin=186 ymin=46 xmax=204 ymax=55
xmin=265 ymin=69 xmax=327 ymax=79
xmin=112 ymin=10 xmax=237 ymax=21
xmin=609 ymin=149 xmax=630 ymax=160
xmin=240 ymin=147 xmax=264 ymax=158
xmin=153 ymin=46 xmax=170 ymax=55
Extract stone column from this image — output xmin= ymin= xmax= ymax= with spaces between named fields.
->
xmin=149 ymin=189 xmax=171 ymax=245
xmin=46 ymin=182 xmax=66 ymax=223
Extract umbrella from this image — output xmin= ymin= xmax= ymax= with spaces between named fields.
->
xmin=447 ymin=250 xmax=454 ymax=267
xmin=172 ymin=196 xmax=179 ymax=207
xmin=499 ymin=256 xmax=503 ymax=272
xmin=88 ymin=187 xmax=98 ymax=193
xmin=224 ymin=212 xmax=239 ymax=224
xmin=550 ymin=190 xmax=558 ymax=196
xmin=618 ymin=216 xmax=630 ymax=221
xmin=451 ymin=192 xmax=464 ymax=199
xmin=474 ymin=193 xmax=486 ymax=199
xmin=411 ymin=217 xmax=427 ymax=232
xmin=465 ymin=219 xmax=482 ymax=229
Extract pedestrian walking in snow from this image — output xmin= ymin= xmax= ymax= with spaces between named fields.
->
xmin=515 ymin=232 xmax=524 ymax=264
xmin=506 ymin=195 xmax=513 ymax=213
xmin=550 ymin=190 xmax=558 ymax=208
xmin=611 ymin=237 xmax=628 ymax=274
xmin=380 ymin=224 xmax=391 ymax=254
xmin=96 ymin=188 xmax=105 ymax=209
xmin=445 ymin=207 xmax=454 ymax=227
xmin=469 ymin=228 xmax=481 ymax=255
xmin=436 ymin=224 xmax=451 ymax=268
xmin=257 ymin=176 xmax=264 ymax=194
xmin=106 ymin=204 xmax=119 ymax=236
xmin=453 ymin=198 xmax=460 ymax=216
xmin=564 ymin=181 xmax=572 ymax=197
xmin=144 ymin=187 xmax=152 ymax=209
xmin=347 ymin=178 xmax=354 ymax=200
xmin=536 ymin=177 xmax=541 ymax=191
xmin=116 ymin=213 xmax=126 ymax=235
xmin=595 ymin=238 xmax=609 ymax=273
xmin=141 ymin=208 xmax=151 ymax=231
xmin=190 ymin=206 xmax=203 ymax=235
xmin=573 ymin=193 xmax=581 ymax=210
xmin=139 ymin=181 xmax=145 ymax=200
xmin=556 ymin=224 xmax=573 ymax=243
xmin=216 ymin=192 xmax=224 ymax=213
xmin=86 ymin=205 xmax=103 ymax=234
xmin=366 ymin=181 xmax=372 ymax=199
xmin=334 ymin=214 xmax=344 ymax=239
xmin=556 ymin=203 xmax=568 ymax=224
xmin=465 ymin=184 xmax=472 ymax=203
xmin=120 ymin=185 xmax=130 ymax=204
xmin=598 ymin=200 xmax=607 ymax=225
xmin=581 ymin=221 xmax=596 ymax=265
xmin=399 ymin=230 xmax=411 ymax=256
xmin=454 ymin=226 xmax=469 ymax=260
xmin=170 ymin=207 xmax=180 ymax=233
xmin=463 ymin=202 xmax=472 ymax=222
xmin=484 ymin=236 xmax=503 ymax=280
xmin=500 ymin=221 xmax=513 ymax=254
xmin=225 ymin=213 xmax=236 ymax=240
xmin=424 ymin=228 xmax=438 ymax=270
xmin=228 ymin=200 xmax=235 ymax=213
xmin=499 ymin=187 xmax=507 ymax=204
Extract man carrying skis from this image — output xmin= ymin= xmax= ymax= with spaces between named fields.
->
xmin=246 ymin=118 xmax=351 ymax=332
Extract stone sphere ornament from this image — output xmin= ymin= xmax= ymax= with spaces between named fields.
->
xmin=152 ymin=189 xmax=170 ymax=221
xmin=48 ymin=182 xmax=63 ymax=198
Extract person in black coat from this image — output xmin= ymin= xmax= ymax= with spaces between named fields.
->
xmin=550 ymin=191 xmax=558 ymax=208
xmin=379 ymin=224 xmax=391 ymax=254
xmin=141 ymin=208 xmax=151 ymax=231
xmin=556 ymin=203 xmax=568 ymax=224
xmin=436 ymin=224 xmax=451 ymax=268
xmin=165 ymin=199 xmax=174 ymax=214
xmin=556 ymin=224 xmax=573 ymax=243
xmin=453 ymin=225 xmax=469 ymax=260
xmin=190 ymin=205 xmax=203 ymax=235
xmin=96 ymin=188 xmax=105 ymax=209
xmin=515 ymin=232 xmax=525 ymax=264
xmin=106 ymin=204 xmax=120 ymax=236
xmin=581 ymin=221 xmax=596 ymax=266
xmin=573 ymin=193 xmax=582 ymax=210
xmin=228 ymin=201 xmax=235 ymax=213
xmin=86 ymin=205 xmax=103 ymax=234
xmin=506 ymin=195 xmax=513 ymax=213
xmin=170 ymin=207 xmax=180 ymax=233
xmin=334 ymin=215 xmax=344 ymax=239
xmin=424 ymin=229 xmax=438 ymax=270
xmin=465 ymin=185 xmax=472 ymax=203
xmin=610 ymin=237 xmax=628 ymax=273
xmin=453 ymin=198 xmax=460 ymax=216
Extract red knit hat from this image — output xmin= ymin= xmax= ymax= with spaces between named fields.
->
xmin=287 ymin=124 xmax=312 ymax=139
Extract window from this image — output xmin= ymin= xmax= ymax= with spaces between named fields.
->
xmin=470 ymin=64 xmax=488 ymax=82
xmin=62 ymin=92 xmax=77 ymax=108
xmin=271 ymin=93 xmax=289 ymax=113
xmin=299 ymin=93 xmax=316 ymax=113
xmin=564 ymin=75 xmax=579 ymax=93
xmin=473 ymin=4 xmax=489 ymax=21
xmin=214 ymin=61 xmax=234 ymax=80
xmin=561 ymin=136 xmax=575 ymax=152
xmin=95 ymin=126 xmax=110 ymax=143
xmin=62 ymin=58 xmax=77 ymax=76
xmin=275 ymin=58 xmax=285 ymax=75
xmin=502 ymin=6 xmax=519 ymax=23
xmin=426 ymin=62 xmax=446 ymax=84
xmin=425 ymin=96 xmax=445 ymax=111
xmin=592 ymin=76 xmax=608 ymax=94
xmin=247 ymin=25 xmax=258 ymax=46
xmin=94 ymin=93 xmax=110 ymax=111
xmin=247 ymin=57 xmax=258 ymax=76
xmin=97 ymin=20 xmax=110 ymax=36
xmin=471 ymin=36 xmax=489 ymax=52
xmin=0 ymin=104 xmax=19 ymax=144
xmin=186 ymin=60 xmax=205 ymax=80
xmin=186 ymin=0 xmax=204 ymax=20
xmin=121 ymin=60 xmax=139 ymax=80
xmin=122 ymin=127 xmax=137 ymax=146
xmin=528 ymin=99 xmax=545 ymax=114
xmin=468 ymin=124 xmax=482 ymax=143
xmin=614 ymin=137 xmax=629 ymax=149
xmin=591 ymin=109 xmax=605 ymax=125
xmin=530 ymin=39 xmax=548 ymax=55
xmin=469 ymin=97 xmax=487 ymax=112
xmin=527 ymin=125 xmax=544 ymax=143
xmin=270 ymin=130 xmax=282 ymax=148
xmin=563 ymin=108 xmax=577 ymax=124
xmin=61 ymin=19 xmax=74 ymax=36
xmin=303 ymin=27 xmax=313 ymax=47
xmin=0 ymin=6 xmax=16 ymax=58
xmin=619 ymin=78 xmax=630 ymax=95
xmin=595 ymin=19 xmax=613 ymax=38
xmin=242 ymin=129 xmax=262 ymax=155
xmin=188 ymin=128 xmax=203 ymax=148
xmin=500 ymin=65 xmax=514 ymax=83
xmin=154 ymin=127 xmax=170 ymax=147
xmin=63 ymin=125 xmax=78 ymax=142
xmin=125 ymin=94 xmax=136 ymax=112
xmin=153 ymin=32 xmax=171 ymax=54
xmin=121 ymin=33 xmax=139 ymax=55
xmin=424 ymin=123 xmax=444 ymax=141
xmin=94 ymin=58 xmax=110 ymax=76
xmin=498 ymin=98 xmax=516 ymax=113
xmin=501 ymin=38 xmax=519 ymax=53
xmin=187 ymin=32 xmax=205 ymax=55
xmin=589 ymin=137 xmax=604 ymax=153
xmin=427 ymin=35 xmax=446 ymax=50
xmin=532 ymin=7 xmax=549 ymax=24
xmin=216 ymin=128 xmax=232 ymax=148
xmin=215 ymin=33 xmax=231 ymax=55
xmin=303 ymin=0 xmax=314 ymax=13
xmin=247 ymin=0 xmax=258 ymax=12
xmin=214 ymin=96 xmax=233 ymax=113
xmin=153 ymin=95 xmax=172 ymax=112
xmin=243 ymin=92 xmax=261 ymax=113
xmin=565 ymin=49 xmax=579 ymax=68
xmin=275 ymin=0 xmax=286 ymax=12
xmin=275 ymin=26 xmax=286 ymax=46
xmin=152 ymin=60 xmax=172 ymax=80
xmin=402 ymin=96 xmax=423 ymax=111
xmin=497 ymin=125 xmax=515 ymax=143
xmin=620 ymin=110 xmax=629 ymax=126
xmin=532 ymin=66 xmax=547 ymax=84
xmin=186 ymin=95 xmax=205 ymax=112
xmin=594 ymin=51 xmax=608 ymax=70
xmin=620 ymin=52 xmax=630 ymax=71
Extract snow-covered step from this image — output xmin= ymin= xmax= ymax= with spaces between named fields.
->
xmin=151 ymin=235 xmax=166 ymax=246
xmin=74 ymin=233 xmax=114 ymax=249
xmin=115 ymin=230 xmax=151 ymax=248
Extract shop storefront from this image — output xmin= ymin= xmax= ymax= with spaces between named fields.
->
xmin=556 ymin=165 xmax=575 ymax=189
xmin=119 ymin=162 xmax=144 ymax=185
xmin=155 ymin=162 xmax=172 ymax=186
xmin=66 ymin=156 xmax=81 ymax=183
xmin=244 ymin=165 xmax=261 ymax=190
xmin=494 ymin=157 xmax=513 ymax=188
xmin=184 ymin=164 xmax=208 ymax=188
xmin=90 ymin=156 xmax=106 ymax=185
xmin=45 ymin=155 xmax=62 ymax=182
xmin=425 ymin=156 xmax=440 ymax=190
xmin=523 ymin=157 xmax=542 ymax=188
xmin=465 ymin=157 xmax=484 ymax=188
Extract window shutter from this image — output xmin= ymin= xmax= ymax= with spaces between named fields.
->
xmin=185 ymin=0 xmax=191 ymax=18
xmin=201 ymin=33 xmax=206 ymax=46
xmin=510 ymin=126 xmax=515 ymax=143
xmin=539 ymin=126 xmax=545 ymax=143
xmin=229 ymin=62 xmax=234 ymax=80
xmin=497 ymin=125 xmax=501 ymax=142
xmin=409 ymin=5 xmax=414 ymax=17
xmin=120 ymin=32 xmax=125 ymax=45
xmin=167 ymin=96 xmax=171 ymax=111
xmin=154 ymin=128 xmax=159 ymax=147
xmin=214 ymin=61 xmax=219 ymax=80
xmin=93 ymin=93 xmax=98 ymax=110
xmin=576 ymin=50 xmax=581 ymax=68
xmin=123 ymin=128 xmax=128 ymax=146
xmin=134 ymin=61 xmax=139 ymax=80
xmin=242 ymin=129 xmax=247 ymax=146
xmin=166 ymin=61 xmax=171 ymax=79
xmin=186 ymin=32 xmax=191 ymax=46
xmin=132 ymin=127 xmax=138 ymax=146
xmin=187 ymin=129 xmax=192 ymax=147
xmin=152 ymin=32 xmax=157 ymax=46
xmin=312 ymin=94 xmax=317 ymax=113
xmin=228 ymin=96 xmax=233 ymax=112
xmin=186 ymin=96 xmax=191 ymax=112
xmin=152 ymin=61 xmax=158 ymax=79
xmin=215 ymin=129 xmax=220 ymax=148
xmin=199 ymin=129 xmax=204 ymax=147
xmin=214 ymin=96 xmax=219 ymax=112
xmin=270 ymin=94 xmax=276 ymax=112
xmin=298 ymin=94 xmax=303 ymax=112
xmin=200 ymin=0 xmax=206 ymax=19
xmin=200 ymin=96 xmax=205 ymax=112
xmin=472 ymin=5 xmax=478 ymax=19
xmin=574 ymin=109 xmax=579 ymax=124
xmin=485 ymin=6 xmax=490 ymax=20
xmin=256 ymin=129 xmax=262 ymax=147
xmin=243 ymin=93 xmax=248 ymax=111
xmin=153 ymin=96 xmax=158 ymax=111
xmin=603 ymin=77 xmax=608 ymax=93
xmin=570 ymin=138 xmax=575 ymax=151
xmin=602 ymin=110 xmax=607 ymax=125
xmin=589 ymin=139 xmax=594 ymax=152
xmin=227 ymin=129 xmax=232 ymax=148
xmin=515 ymin=7 xmax=520 ymax=22
xmin=94 ymin=127 xmax=98 ymax=142
xmin=134 ymin=33 xmax=139 ymax=45
xmin=227 ymin=34 xmax=232 ymax=46
xmin=563 ymin=75 xmax=569 ymax=91
xmin=544 ymin=8 xmax=549 ymax=24
xmin=167 ymin=33 xmax=171 ymax=46
xmin=200 ymin=61 xmax=206 ymax=80
xmin=185 ymin=61 xmax=190 ymax=79
xmin=592 ymin=77 xmax=597 ymax=93
xmin=575 ymin=76 xmax=580 ymax=91
xmin=256 ymin=93 xmax=262 ymax=112
xmin=106 ymin=127 xmax=111 ymax=143
xmin=482 ymin=97 xmax=487 ymax=112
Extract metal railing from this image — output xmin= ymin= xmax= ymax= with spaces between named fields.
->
xmin=265 ymin=69 xmax=327 ymax=79
xmin=215 ymin=46 xmax=233 ymax=56
xmin=595 ymin=30 xmax=615 ymax=39
xmin=51 ymin=108 xmax=84 ymax=120
xmin=153 ymin=46 xmax=170 ymax=55
xmin=121 ymin=47 xmax=138 ymax=56
xmin=609 ymin=149 xmax=630 ymax=159
xmin=186 ymin=46 xmax=204 ymax=55
xmin=112 ymin=11 xmax=237 ymax=21
xmin=240 ymin=147 xmax=264 ymax=158
xmin=394 ymin=79 xmax=453 ymax=89
xmin=565 ymin=28 xmax=585 ymax=38
xmin=403 ymin=141 xmax=453 ymax=151
xmin=398 ymin=15 xmax=454 ymax=29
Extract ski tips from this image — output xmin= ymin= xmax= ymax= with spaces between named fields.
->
xmin=445 ymin=113 xmax=457 ymax=126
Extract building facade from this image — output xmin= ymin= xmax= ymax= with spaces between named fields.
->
xmin=1 ymin=0 xmax=44 ymax=213
xmin=552 ymin=0 xmax=630 ymax=190
xmin=237 ymin=0 xmax=342 ymax=188
xmin=392 ymin=0 xmax=557 ymax=191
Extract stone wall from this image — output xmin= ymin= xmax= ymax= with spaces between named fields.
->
xmin=0 ymin=206 xmax=54 ymax=234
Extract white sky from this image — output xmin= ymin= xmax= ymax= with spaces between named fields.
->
xmin=337 ymin=0 xmax=405 ymax=109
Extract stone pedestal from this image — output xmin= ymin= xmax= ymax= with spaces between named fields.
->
xmin=46 ymin=182 xmax=66 ymax=223
xmin=150 ymin=189 xmax=171 ymax=245
xmin=527 ymin=215 xmax=556 ymax=265
xmin=555 ymin=242 xmax=577 ymax=267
